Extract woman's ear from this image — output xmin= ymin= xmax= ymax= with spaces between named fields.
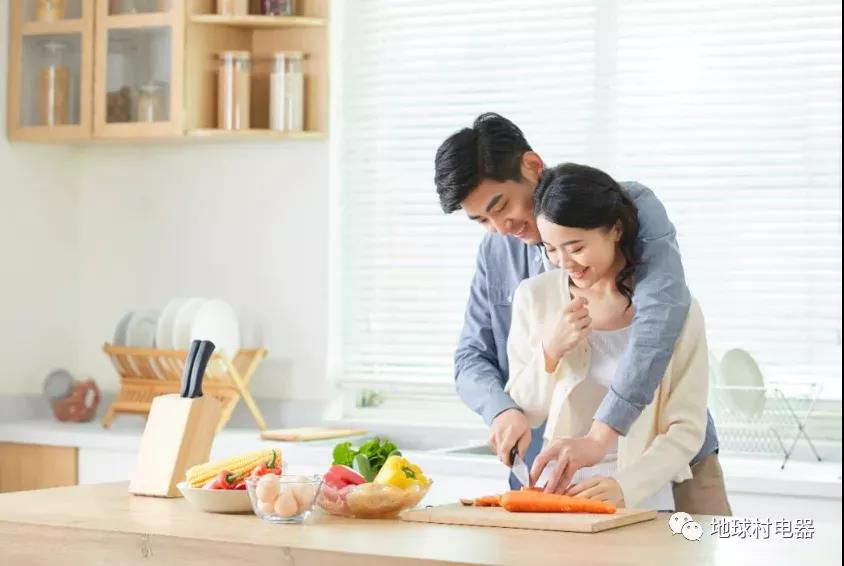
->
xmin=611 ymin=220 xmax=623 ymax=242
xmin=521 ymin=151 xmax=544 ymax=185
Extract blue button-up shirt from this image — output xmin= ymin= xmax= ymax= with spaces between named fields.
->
xmin=455 ymin=181 xmax=718 ymax=467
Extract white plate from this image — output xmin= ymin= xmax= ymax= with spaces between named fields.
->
xmin=719 ymin=349 xmax=767 ymax=418
xmin=155 ymin=298 xmax=188 ymax=350
xmin=171 ymin=298 xmax=207 ymax=351
xmin=177 ymin=482 xmax=253 ymax=514
xmin=126 ymin=310 xmax=159 ymax=348
xmin=113 ymin=311 xmax=134 ymax=346
xmin=190 ymin=299 xmax=240 ymax=360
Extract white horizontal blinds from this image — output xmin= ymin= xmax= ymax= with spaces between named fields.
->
xmin=340 ymin=0 xmax=842 ymax=396
xmin=612 ymin=0 xmax=842 ymax=397
xmin=340 ymin=0 xmax=599 ymax=386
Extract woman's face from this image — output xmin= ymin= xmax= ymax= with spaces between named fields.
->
xmin=537 ymin=215 xmax=622 ymax=289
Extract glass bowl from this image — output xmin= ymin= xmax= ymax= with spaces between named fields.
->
xmin=246 ymin=474 xmax=323 ymax=524
xmin=317 ymin=481 xmax=431 ymax=519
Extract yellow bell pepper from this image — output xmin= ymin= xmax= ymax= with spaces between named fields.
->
xmin=373 ymin=455 xmax=430 ymax=489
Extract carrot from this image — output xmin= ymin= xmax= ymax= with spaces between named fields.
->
xmin=500 ymin=490 xmax=616 ymax=514
xmin=473 ymin=495 xmax=502 ymax=507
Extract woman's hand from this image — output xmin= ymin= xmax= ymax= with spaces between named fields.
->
xmin=566 ymin=476 xmax=625 ymax=508
xmin=529 ymin=436 xmax=606 ymax=492
xmin=541 ymin=297 xmax=591 ymax=371
xmin=529 ymin=423 xmax=619 ymax=493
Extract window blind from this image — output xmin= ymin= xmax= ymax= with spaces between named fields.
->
xmin=335 ymin=0 xmax=842 ymax=399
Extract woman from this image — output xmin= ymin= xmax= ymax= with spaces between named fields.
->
xmin=504 ymin=163 xmax=710 ymax=511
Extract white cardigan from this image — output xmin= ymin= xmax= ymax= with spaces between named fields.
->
xmin=504 ymin=269 xmax=709 ymax=508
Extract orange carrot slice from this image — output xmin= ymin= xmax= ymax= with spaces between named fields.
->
xmin=473 ymin=495 xmax=502 ymax=507
xmin=500 ymin=490 xmax=616 ymax=514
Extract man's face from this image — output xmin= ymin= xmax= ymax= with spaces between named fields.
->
xmin=461 ymin=153 xmax=543 ymax=245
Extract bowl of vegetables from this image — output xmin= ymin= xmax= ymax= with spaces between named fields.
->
xmin=317 ymin=438 xmax=431 ymax=519
xmin=179 ymin=448 xmax=283 ymax=514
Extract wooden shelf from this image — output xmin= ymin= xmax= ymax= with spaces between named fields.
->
xmin=187 ymin=129 xmax=327 ymax=141
xmin=190 ymin=15 xmax=327 ymax=29
xmin=21 ymin=19 xmax=84 ymax=36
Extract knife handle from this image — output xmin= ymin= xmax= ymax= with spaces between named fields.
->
xmin=509 ymin=445 xmax=518 ymax=468
xmin=180 ymin=340 xmax=202 ymax=398
xmin=188 ymin=340 xmax=216 ymax=398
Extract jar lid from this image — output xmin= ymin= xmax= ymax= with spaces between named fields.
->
xmin=219 ymin=50 xmax=251 ymax=60
xmin=43 ymin=40 xmax=68 ymax=53
xmin=272 ymin=51 xmax=304 ymax=59
xmin=140 ymin=82 xmax=163 ymax=93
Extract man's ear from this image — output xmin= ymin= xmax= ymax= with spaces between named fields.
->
xmin=521 ymin=151 xmax=544 ymax=184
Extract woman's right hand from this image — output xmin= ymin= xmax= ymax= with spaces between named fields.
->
xmin=541 ymin=297 xmax=591 ymax=371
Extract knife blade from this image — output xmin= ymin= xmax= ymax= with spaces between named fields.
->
xmin=509 ymin=446 xmax=531 ymax=488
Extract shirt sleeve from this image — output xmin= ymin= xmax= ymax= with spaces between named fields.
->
xmin=454 ymin=236 xmax=519 ymax=425
xmin=594 ymin=184 xmax=692 ymax=435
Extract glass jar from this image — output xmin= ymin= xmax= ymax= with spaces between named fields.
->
xmin=137 ymin=82 xmax=165 ymax=122
xmin=37 ymin=0 xmax=66 ymax=22
xmin=269 ymin=51 xmax=305 ymax=132
xmin=217 ymin=51 xmax=251 ymax=130
xmin=262 ymin=0 xmax=295 ymax=16
xmin=284 ymin=52 xmax=304 ymax=132
xmin=217 ymin=0 xmax=249 ymax=15
xmin=39 ymin=41 xmax=71 ymax=127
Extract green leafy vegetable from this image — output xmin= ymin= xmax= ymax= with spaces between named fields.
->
xmin=331 ymin=438 xmax=400 ymax=482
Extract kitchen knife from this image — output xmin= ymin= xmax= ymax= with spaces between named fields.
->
xmin=509 ymin=446 xmax=531 ymax=488
xmin=187 ymin=340 xmax=216 ymax=398
xmin=179 ymin=340 xmax=202 ymax=398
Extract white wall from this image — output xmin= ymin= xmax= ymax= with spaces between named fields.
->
xmin=0 ymin=1 xmax=81 ymax=395
xmin=0 ymin=2 xmax=332 ymax=402
xmin=76 ymin=142 xmax=331 ymax=401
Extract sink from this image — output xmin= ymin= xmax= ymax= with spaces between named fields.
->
xmin=432 ymin=443 xmax=495 ymax=457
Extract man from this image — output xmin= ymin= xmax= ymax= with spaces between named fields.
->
xmin=434 ymin=113 xmax=731 ymax=514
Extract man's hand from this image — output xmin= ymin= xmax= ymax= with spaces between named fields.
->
xmin=529 ymin=421 xmax=619 ymax=493
xmin=566 ymin=476 xmax=625 ymax=507
xmin=489 ymin=408 xmax=532 ymax=466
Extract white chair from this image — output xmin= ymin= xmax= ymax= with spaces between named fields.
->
xmin=709 ymin=349 xmax=823 ymax=469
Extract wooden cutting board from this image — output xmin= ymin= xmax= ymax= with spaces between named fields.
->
xmin=260 ymin=427 xmax=368 ymax=442
xmin=401 ymin=503 xmax=657 ymax=533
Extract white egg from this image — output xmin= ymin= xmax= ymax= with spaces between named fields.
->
xmin=255 ymin=479 xmax=280 ymax=503
xmin=258 ymin=499 xmax=275 ymax=514
xmin=274 ymin=487 xmax=299 ymax=518
xmin=293 ymin=483 xmax=315 ymax=510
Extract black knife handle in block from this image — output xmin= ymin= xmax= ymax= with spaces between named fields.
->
xmin=188 ymin=340 xmax=216 ymax=398
xmin=180 ymin=340 xmax=202 ymax=398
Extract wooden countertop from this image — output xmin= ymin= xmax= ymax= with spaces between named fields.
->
xmin=0 ymin=483 xmax=839 ymax=566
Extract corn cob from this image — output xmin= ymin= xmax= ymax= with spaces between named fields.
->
xmin=186 ymin=448 xmax=281 ymax=488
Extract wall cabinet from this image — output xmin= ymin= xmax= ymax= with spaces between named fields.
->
xmin=6 ymin=0 xmax=328 ymax=142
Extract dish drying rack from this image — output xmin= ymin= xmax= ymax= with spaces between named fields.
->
xmin=101 ymin=343 xmax=267 ymax=432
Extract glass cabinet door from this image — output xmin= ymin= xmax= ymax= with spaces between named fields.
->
xmin=93 ymin=0 xmax=183 ymax=137
xmin=7 ymin=0 xmax=94 ymax=141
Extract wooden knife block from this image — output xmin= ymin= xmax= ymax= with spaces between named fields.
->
xmin=129 ymin=394 xmax=222 ymax=498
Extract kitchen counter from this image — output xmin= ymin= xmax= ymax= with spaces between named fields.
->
xmin=1 ymin=419 xmax=840 ymax=501
xmin=0 ymin=482 xmax=840 ymax=566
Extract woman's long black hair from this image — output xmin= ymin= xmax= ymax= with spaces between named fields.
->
xmin=533 ymin=163 xmax=640 ymax=308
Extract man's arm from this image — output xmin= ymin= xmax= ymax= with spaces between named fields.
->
xmin=594 ymin=184 xmax=692 ymax=436
xmin=455 ymin=235 xmax=518 ymax=426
